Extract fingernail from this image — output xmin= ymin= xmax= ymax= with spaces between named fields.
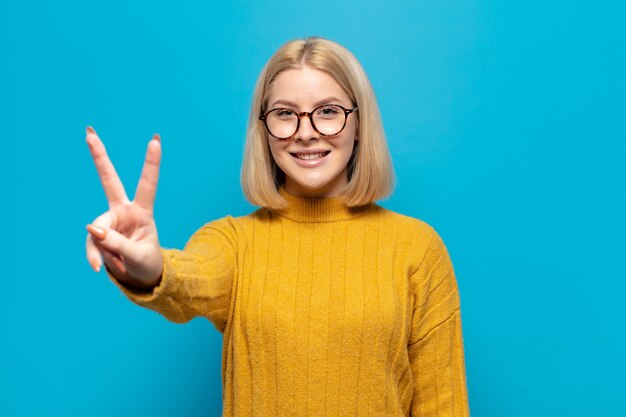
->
xmin=90 ymin=260 xmax=101 ymax=273
xmin=86 ymin=126 xmax=95 ymax=134
xmin=152 ymin=133 xmax=161 ymax=143
xmin=111 ymin=256 xmax=127 ymax=274
xmin=86 ymin=224 xmax=106 ymax=240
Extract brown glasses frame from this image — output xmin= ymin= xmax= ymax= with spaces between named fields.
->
xmin=259 ymin=104 xmax=358 ymax=140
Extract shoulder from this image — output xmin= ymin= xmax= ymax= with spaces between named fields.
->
xmin=190 ymin=209 xmax=274 ymax=244
xmin=195 ymin=207 xmax=268 ymax=232
xmin=372 ymin=204 xmax=439 ymax=243
xmin=372 ymin=205 xmax=451 ymax=274
xmin=184 ymin=215 xmax=242 ymax=251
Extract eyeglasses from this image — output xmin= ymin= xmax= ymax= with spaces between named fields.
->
xmin=259 ymin=104 xmax=358 ymax=140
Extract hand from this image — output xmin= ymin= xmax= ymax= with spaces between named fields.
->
xmin=85 ymin=126 xmax=164 ymax=289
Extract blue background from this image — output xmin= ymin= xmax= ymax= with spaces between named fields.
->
xmin=1 ymin=0 xmax=625 ymax=415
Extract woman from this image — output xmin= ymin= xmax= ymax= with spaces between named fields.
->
xmin=85 ymin=37 xmax=470 ymax=416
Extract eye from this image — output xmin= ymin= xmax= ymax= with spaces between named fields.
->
xmin=316 ymin=105 xmax=341 ymax=119
xmin=275 ymin=109 xmax=295 ymax=118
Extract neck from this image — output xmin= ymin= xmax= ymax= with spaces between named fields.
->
xmin=273 ymin=187 xmax=375 ymax=223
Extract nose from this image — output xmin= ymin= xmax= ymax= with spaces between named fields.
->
xmin=294 ymin=113 xmax=319 ymax=142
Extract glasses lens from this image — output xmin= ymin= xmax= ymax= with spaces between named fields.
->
xmin=312 ymin=105 xmax=346 ymax=136
xmin=266 ymin=109 xmax=298 ymax=139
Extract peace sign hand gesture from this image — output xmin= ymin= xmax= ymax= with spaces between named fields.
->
xmin=85 ymin=126 xmax=163 ymax=290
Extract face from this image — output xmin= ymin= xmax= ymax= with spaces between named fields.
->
xmin=265 ymin=66 xmax=358 ymax=198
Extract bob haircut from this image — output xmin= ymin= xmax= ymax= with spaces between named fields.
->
xmin=241 ymin=37 xmax=395 ymax=209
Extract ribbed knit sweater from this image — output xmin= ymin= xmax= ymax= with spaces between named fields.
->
xmin=108 ymin=189 xmax=470 ymax=416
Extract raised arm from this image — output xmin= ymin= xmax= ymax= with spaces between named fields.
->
xmin=85 ymin=126 xmax=164 ymax=290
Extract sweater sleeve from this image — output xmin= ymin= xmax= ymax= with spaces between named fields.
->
xmin=106 ymin=216 xmax=237 ymax=333
xmin=407 ymin=226 xmax=470 ymax=416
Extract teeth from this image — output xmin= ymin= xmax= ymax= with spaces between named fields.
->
xmin=296 ymin=152 xmax=326 ymax=160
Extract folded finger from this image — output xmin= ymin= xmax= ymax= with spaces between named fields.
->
xmin=85 ymin=212 xmax=113 ymax=272
xmin=99 ymin=247 xmax=128 ymax=276
xmin=86 ymin=233 xmax=103 ymax=272
xmin=91 ymin=212 xmax=112 ymax=228
xmin=86 ymin=230 xmax=126 ymax=274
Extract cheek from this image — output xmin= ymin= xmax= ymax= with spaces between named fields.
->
xmin=268 ymin=141 xmax=289 ymax=166
xmin=267 ymin=142 xmax=277 ymax=159
xmin=344 ymin=120 xmax=358 ymax=144
xmin=340 ymin=127 xmax=358 ymax=153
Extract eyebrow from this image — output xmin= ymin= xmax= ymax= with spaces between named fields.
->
xmin=269 ymin=96 xmax=345 ymax=109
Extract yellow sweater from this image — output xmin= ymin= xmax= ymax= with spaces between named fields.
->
xmin=108 ymin=189 xmax=470 ymax=416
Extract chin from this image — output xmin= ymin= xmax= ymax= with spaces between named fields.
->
xmin=298 ymin=178 xmax=328 ymax=190
xmin=279 ymin=162 xmax=349 ymax=198
xmin=297 ymin=171 xmax=334 ymax=187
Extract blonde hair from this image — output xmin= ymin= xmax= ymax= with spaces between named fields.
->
xmin=241 ymin=37 xmax=395 ymax=209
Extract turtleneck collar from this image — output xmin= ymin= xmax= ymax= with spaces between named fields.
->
xmin=273 ymin=187 xmax=376 ymax=223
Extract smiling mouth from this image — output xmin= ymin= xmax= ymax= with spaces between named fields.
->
xmin=290 ymin=151 xmax=331 ymax=160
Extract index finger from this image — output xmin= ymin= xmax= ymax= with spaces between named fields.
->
xmin=86 ymin=126 xmax=130 ymax=206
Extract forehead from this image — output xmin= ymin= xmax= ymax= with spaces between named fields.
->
xmin=268 ymin=66 xmax=351 ymax=108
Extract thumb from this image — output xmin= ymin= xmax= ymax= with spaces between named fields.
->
xmin=86 ymin=224 xmax=135 ymax=262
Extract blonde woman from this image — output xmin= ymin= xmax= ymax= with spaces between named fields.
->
xmin=85 ymin=37 xmax=470 ymax=416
